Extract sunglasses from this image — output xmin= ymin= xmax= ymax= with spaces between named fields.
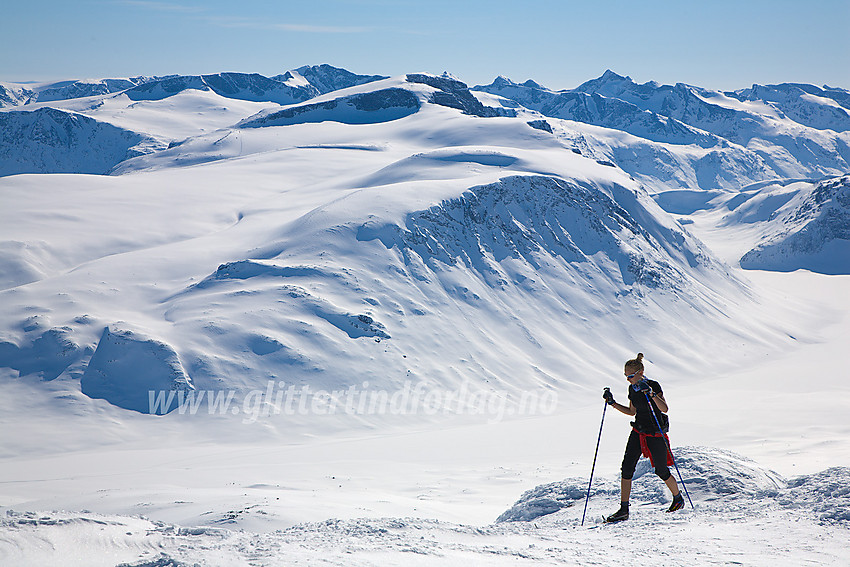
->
xmin=625 ymin=373 xmax=637 ymax=379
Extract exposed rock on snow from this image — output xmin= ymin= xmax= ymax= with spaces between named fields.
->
xmin=0 ymin=107 xmax=164 ymax=176
xmin=124 ymin=72 xmax=319 ymax=106
xmin=358 ymin=175 xmax=717 ymax=291
xmin=0 ymin=77 xmax=151 ymax=107
xmin=406 ymin=73 xmax=500 ymax=117
xmin=238 ymin=88 xmax=421 ymax=127
xmin=80 ymin=326 xmax=194 ymax=414
xmin=477 ymin=75 xmax=727 ymax=147
xmin=1 ymin=66 xmax=384 ymax=110
xmin=0 ymin=83 xmax=31 ymax=107
xmin=278 ymin=64 xmax=388 ymax=95
xmin=526 ymin=119 xmax=553 ymax=133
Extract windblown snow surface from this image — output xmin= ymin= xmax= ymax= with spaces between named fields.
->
xmin=1 ymin=67 xmax=849 ymax=566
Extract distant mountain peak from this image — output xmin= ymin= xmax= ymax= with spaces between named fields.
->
xmin=574 ymin=69 xmax=635 ymax=94
xmin=486 ymin=76 xmax=516 ymax=88
xmin=406 ymin=73 xmax=499 ymax=117
xmin=600 ymin=69 xmax=630 ymax=82
xmin=284 ymin=64 xmax=388 ymax=95
xmin=521 ymin=79 xmax=547 ymax=90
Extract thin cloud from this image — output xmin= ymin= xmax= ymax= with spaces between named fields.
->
xmin=208 ymin=17 xmax=371 ymax=34
xmin=114 ymin=1 xmax=204 ymax=13
xmin=113 ymin=2 xmax=371 ymax=34
xmin=269 ymin=23 xmax=372 ymax=33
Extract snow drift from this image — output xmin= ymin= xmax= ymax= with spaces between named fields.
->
xmin=80 ymin=326 xmax=194 ymax=414
xmin=497 ymin=446 xmax=849 ymax=525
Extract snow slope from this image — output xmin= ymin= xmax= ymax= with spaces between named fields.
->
xmin=1 ymin=66 xmax=848 ymax=566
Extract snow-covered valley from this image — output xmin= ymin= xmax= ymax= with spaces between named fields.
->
xmin=1 ymin=65 xmax=848 ymax=566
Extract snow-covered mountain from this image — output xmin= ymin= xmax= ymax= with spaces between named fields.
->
xmin=476 ymin=71 xmax=850 ymax=191
xmin=736 ymin=175 xmax=850 ymax=273
xmin=0 ymin=65 xmax=385 ymax=109
xmin=0 ymin=107 xmax=164 ymax=176
xmin=275 ymin=64 xmax=388 ymax=95
xmin=1 ymin=65 xmax=848 ymax=566
xmin=728 ymin=82 xmax=850 ymax=132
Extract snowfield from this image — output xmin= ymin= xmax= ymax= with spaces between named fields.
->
xmin=1 ymin=66 xmax=848 ymax=565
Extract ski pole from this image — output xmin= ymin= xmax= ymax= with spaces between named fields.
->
xmin=643 ymin=390 xmax=694 ymax=509
xmin=581 ymin=388 xmax=609 ymax=526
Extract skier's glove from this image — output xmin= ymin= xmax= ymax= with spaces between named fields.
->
xmin=634 ymin=380 xmax=652 ymax=393
xmin=603 ymin=388 xmax=615 ymax=405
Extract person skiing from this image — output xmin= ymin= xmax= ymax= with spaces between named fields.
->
xmin=602 ymin=353 xmax=684 ymax=522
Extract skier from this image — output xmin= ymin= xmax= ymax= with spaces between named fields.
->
xmin=603 ymin=353 xmax=684 ymax=522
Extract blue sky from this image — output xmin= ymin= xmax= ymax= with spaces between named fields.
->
xmin=3 ymin=0 xmax=848 ymax=90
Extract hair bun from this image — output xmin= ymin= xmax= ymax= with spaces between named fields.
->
xmin=636 ymin=352 xmax=644 ymax=361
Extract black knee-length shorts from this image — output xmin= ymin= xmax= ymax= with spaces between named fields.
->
xmin=621 ymin=429 xmax=671 ymax=481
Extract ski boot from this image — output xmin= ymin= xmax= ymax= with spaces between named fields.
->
xmin=667 ymin=493 xmax=685 ymax=512
xmin=605 ymin=502 xmax=629 ymax=523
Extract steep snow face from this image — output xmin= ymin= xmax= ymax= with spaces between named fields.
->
xmin=0 ymin=107 xmax=164 ymax=177
xmin=356 ymin=175 xmax=717 ymax=291
xmin=104 ymin=167 xmax=747 ymax=407
xmin=738 ymin=175 xmax=850 ymax=273
xmin=80 ymin=326 xmax=195 ymax=414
